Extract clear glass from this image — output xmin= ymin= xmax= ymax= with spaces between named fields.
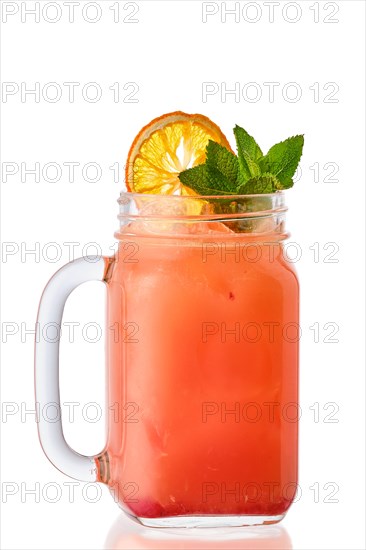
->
xmin=35 ymin=192 xmax=299 ymax=528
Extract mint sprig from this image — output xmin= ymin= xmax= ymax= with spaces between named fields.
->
xmin=178 ymin=125 xmax=304 ymax=195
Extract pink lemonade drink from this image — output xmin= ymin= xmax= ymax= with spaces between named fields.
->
xmin=100 ymin=193 xmax=299 ymax=526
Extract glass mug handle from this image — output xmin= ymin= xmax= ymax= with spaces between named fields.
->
xmin=35 ymin=256 xmax=111 ymax=481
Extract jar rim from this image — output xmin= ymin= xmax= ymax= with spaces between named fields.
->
xmin=117 ymin=190 xmax=287 ymax=220
xmin=118 ymin=190 xmax=285 ymax=201
xmin=116 ymin=190 xmax=288 ymax=240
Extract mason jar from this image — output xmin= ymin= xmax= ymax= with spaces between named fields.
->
xmin=35 ymin=191 xmax=299 ymax=527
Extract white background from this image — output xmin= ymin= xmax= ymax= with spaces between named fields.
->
xmin=1 ymin=1 xmax=365 ymax=549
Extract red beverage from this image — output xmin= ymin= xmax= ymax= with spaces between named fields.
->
xmin=35 ymin=192 xmax=299 ymax=527
xmin=101 ymin=195 xmax=299 ymax=526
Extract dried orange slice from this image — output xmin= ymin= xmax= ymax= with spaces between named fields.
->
xmin=125 ymin=111 xmax=232 ymax=195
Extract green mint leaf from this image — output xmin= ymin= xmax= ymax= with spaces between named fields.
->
xmin=237 ymin=173 xmax=281 ymax=195
xmin=205 ymin=140 xmax=239 ymax=189
xmin=259 ymin=135 xmax=304 ymax=188
xmin=233 ymin=125 xmax=262 ymax=183
xmin=179 ymin=141 xmax=239 ymax=195
xmin=234 ymin=125 xmax=263 ymax=160
xmin=178 ymin=164 xmax=232 ymax=196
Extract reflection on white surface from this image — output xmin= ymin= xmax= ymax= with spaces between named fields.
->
xmin=105 ymin=513 xmax=292 ymax=550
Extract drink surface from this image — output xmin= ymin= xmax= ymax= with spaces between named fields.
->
xmin=103 ymin=220 xmax=299 ymax=519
